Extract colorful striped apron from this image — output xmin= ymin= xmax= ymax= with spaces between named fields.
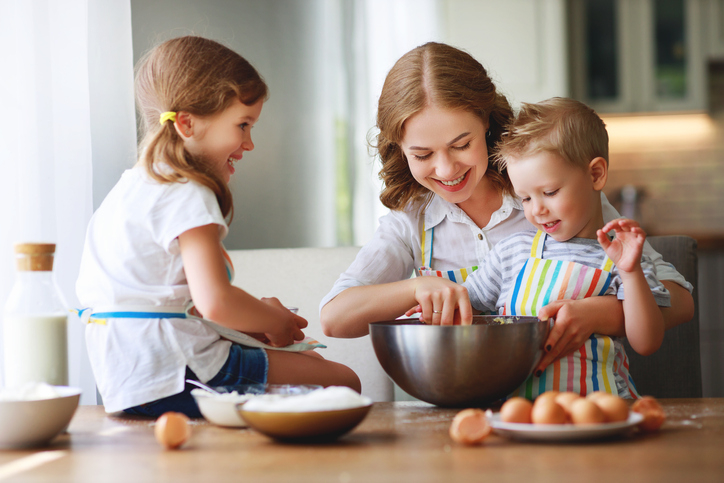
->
xmin=416 ymin=222 xmax=478 ymax=282
xmin=506 ymin=231 xmax=639 ymax=399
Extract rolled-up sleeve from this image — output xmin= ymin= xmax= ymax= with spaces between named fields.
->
xmin=320 ymin=210 xmax=419 ymax=311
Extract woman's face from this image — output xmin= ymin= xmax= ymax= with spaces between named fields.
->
xmin=184 ymin=98 xmax=263 ymax=184
xmin=400 ymin=105 xmax=489 ymax=205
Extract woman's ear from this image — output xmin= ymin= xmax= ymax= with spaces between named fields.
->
xmin=173 ymin=111 xmax=193 ymax=140
xmin=589 ymin=157 xmax=608 ymax=191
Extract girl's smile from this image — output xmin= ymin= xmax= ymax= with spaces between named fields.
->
xmin=183 ymin=99 xmax=263 ymax=184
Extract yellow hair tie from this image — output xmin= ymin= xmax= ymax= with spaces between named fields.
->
xmin=159 ymin=111 xmax=177 ymax=125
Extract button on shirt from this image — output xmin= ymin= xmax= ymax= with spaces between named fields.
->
xmin=320 ymin=192 xmax=692 ymax=311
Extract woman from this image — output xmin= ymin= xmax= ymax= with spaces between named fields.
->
xmin=319 ymin=42 xmax=693 ymax=375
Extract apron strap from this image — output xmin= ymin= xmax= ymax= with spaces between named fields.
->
xmin=531 ymin=230 xmax=546 ymax=258
xmin=73 ymin=305 xmax=188 ymax=325
xmin=420 ymin=221 xmax=434 ymax=269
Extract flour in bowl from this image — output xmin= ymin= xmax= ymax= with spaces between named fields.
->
xmin=242 ymin=386 xmax=371 ymax=412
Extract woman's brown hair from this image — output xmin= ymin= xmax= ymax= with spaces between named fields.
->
xmin=134 ymin=36 xmax=268 ymax=221
xmin=374 ymin=42 xmax=514 ymax=210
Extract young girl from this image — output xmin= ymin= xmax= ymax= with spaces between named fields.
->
xmin=319 ymin=42 xmax=694 ymax=376
xmin=76 ymin=36 xmax=360 ymax=417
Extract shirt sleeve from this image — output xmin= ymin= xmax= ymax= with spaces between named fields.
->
xmin=463 ymin=241 xmax=511 ymax=313
xmin=601 ymin=192 xmax=692 ymax=292
xmin=152 ymin=180 xmax=229 ymax=253
xmin=319 ymin=209 xmax=418 ymax=311
xmin=608 ymin=255 xmax=671 ymax=307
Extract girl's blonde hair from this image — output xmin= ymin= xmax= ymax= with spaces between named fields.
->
xmin=374 ymin=42 xmax=514 ymax=210
xmin=495 ymin=97 xmax=609 ymax=170
xmin=135 ymin=36 xmax=268 ymax=220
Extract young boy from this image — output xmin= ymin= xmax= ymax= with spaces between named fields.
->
xmin=412 ymin=97 xmax=669 ymax=398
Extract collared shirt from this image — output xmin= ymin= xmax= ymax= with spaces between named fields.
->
xmin=320 ymin=192 xmax=692 ymax=311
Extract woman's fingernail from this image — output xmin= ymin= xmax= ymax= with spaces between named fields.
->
xmin=535 ymin=370 xmax=542 ymax=377
xmin=546 ymin=344 xmax=552 ymax=352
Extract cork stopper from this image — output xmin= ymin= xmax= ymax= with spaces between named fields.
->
xmin=14 ymin=243 xmax=56 ymax=271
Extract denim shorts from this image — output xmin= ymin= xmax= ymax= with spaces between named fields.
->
xmin=123 ymin=344 xmax=268 ymax=418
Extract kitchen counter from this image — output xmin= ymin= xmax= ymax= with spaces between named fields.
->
xmin=1 ymin=399 xmax=723 ymax=482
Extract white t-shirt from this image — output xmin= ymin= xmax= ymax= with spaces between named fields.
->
xmin=320 ymin=192 xmax=692 ymax=310
xmin=76 ymin=167 xmax=231 ymax=412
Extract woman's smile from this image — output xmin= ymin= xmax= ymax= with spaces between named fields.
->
xmin=435 ymin=170 xmax=470 ymax=191
xmin=401 ymin=105 xmax=489 ymax=205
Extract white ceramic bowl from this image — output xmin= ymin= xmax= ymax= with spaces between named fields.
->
xmin=192 ymin=384 xmax=322 ymax=428
xmin=0 ymin=386 xmax=81 ymax=449
xmin=191 ymin=389 xmax=254 ymax=427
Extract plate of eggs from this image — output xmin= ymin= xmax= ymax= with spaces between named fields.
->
xmin=487 ymin=391 xmax=648 ymax=442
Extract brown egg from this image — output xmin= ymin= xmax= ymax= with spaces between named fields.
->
xmin=586 ymin=391 xmax=612 ymax=403
xmin=593 ymin=394 xmax=629 ymax=422
xmin=631 ymin=396 xmax=666 ymax=432
xmin=535 ymin=390 xmax=560 ymax=405
xmin=155 ymin=412 xmax=191 ymax=449
xmin=500 ymin=397 xmax=533 ymax=424
xmin=531 ymin=397 xmax=567 ymax=425
xmin=569 ymin=398 xmax=605 ymax=425
xmin=449 ymin=408 xmax=491 ymax=445
xmin=555 ymin=392 xmax=582 ymax=418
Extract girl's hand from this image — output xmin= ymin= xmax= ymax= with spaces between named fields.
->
xmin=412 ymin=276 xmax=473 ymax=326
xmin=535 ymin=299 xmax=601 ymax=375
xmin=597 ymin=219 xmax=646 ymax=273
xmin=260 ymin=297 xmax=307 ymax=347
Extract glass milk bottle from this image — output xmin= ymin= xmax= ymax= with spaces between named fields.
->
xmin=2 ymin=243 xmax=68 ymax=387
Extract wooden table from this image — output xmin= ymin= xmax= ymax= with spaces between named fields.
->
xmin=1 ymin=399 xmax=723 ymax=482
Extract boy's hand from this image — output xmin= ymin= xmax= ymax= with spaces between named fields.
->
xmin=597 ymin=218 xmax=646 ymax=273
xmin=260 ymin=297 xmax=307 ymax=347
xmin=412 ymin=276 xmax=473 ymax=326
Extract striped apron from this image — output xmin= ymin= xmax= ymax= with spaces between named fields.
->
xmin=416 ymin=222 xmax=478 ymax=282
xmin=76 ymin=248 xmax=324 ymax=352
xmin=506 ymin=231 xmax=639 ymax=399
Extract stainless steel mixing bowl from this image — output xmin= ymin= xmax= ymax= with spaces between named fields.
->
xmin=370 ymin=315 xmax=550 ymax=407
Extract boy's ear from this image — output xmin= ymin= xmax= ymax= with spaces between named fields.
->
xmin=589 ymin=157 xmax=608 ymax=190
xmin=173 ymin=111 xmax=193 ymax=140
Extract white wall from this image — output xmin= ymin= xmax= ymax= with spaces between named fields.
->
xmin=129 ymin=0 xmax=338 ymax=249
xmin=443 ymin=0 xmax=569 ymax=108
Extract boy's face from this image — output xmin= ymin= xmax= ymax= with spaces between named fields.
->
xmin=507 ymin=150 xmax=604 ymax=241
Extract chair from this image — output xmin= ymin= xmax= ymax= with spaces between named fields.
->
xmin=623 ymin=235 xmax=702 ymax=398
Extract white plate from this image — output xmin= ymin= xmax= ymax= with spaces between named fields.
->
xmin=488 ymin=411 xmax=643 ymax=442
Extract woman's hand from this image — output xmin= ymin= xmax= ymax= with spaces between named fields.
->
xmin=534 ymin=296 xmax=623 ymax=375
xmin=412 ymin=276 xmax=473 ymax=325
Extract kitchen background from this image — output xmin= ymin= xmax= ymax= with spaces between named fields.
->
xmin=1 ymin=0 xmax=722 ymax=401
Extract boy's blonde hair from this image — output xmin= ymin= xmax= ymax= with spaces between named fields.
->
xmin=374 ymin=42 xmax=515 ymax=210
xmin=135 ymin=36 xmax=268 ymax=221
xmin=496 ymin=97 xmax=608 ymax=170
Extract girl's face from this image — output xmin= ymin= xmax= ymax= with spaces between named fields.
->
xmin=184 ymin=98 xmax=263 ymax=184
xmin=507 ymin=150 xmax=603 ymax=241
xmin=400 ymin=105 xmax=489 ymax=206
